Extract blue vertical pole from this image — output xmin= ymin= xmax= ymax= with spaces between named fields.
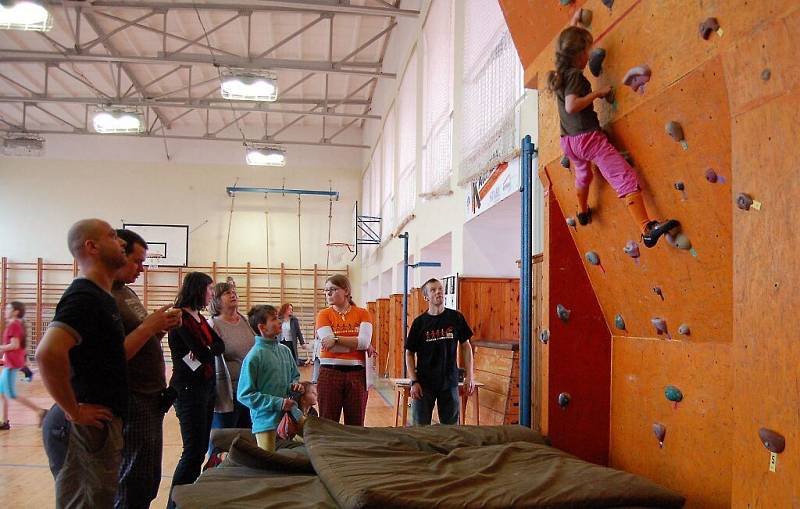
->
xmin=400 ymin=232 xmax=409 ymax=378
xmin=520 ymin=135 xmax=534 ymax=428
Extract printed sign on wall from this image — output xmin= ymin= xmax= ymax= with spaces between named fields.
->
xmin=466 ymin=156 xmax=520 ymax=220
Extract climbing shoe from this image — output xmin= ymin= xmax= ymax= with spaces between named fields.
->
xmin=642 ymin=219 xmax=680 ymax=248
xmin=577 ymin=208 xmax=592 ymax=226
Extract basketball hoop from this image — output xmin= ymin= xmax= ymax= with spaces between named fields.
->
xmin=325 ymin=242 xmax=355 ymax=253
xmin=145 ymin=253 xmax=164 ymax=269
xmin=326 ymin=242 xmax=354 ymax=266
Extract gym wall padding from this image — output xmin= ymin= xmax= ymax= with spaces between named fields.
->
xmin=498 ymin=0 xmax=799 ymax=507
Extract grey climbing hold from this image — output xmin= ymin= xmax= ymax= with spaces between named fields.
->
xmin=579 ymin=8 xmax=593 ymax=27
xmin=653 ymin=422 xmax=666 ymax=447
xmin=557 ymin=392 xmax=571 ymax=409
xmin=761 ymin=68 xmax=771 ymax=81
xmin=623 ymin=240 xmax=640 ymax=259
xmin=556 ymin=304 xmax=571 ymax=322
xmin=737 ymin=193 xmax=754 ymax=211
xmin=758 ymin=428 xmax=786 ymax=454
xmin=652 ymin=287 xmax=664 ymax=300
xmin=539 ymin=329 xmax=550 ymax=344
xmin=585 ymin=251 xmax=600 ymax=265
xmin=665 ymin=121 xmax=688 ymax=149
xmin=589 ymin=48 xmax=606 ymax=77
xmin=674 ymin=182 xmax=685 ymax=191
xmin=602 ymin=0 xmax=614 ymax=9
xmin=614 ymin=314 xmax=626 ymax=330
xmin=651 ymin=317 xmax=672 ymax=339
xmin=623 ymin=65 xmax=652 ymax=94
xmin=699 ymin=17 xmax=720 ymax=40
xmin=561 ymin=155 xmax=570 ymax=168
xmin=678 ymin=323 xmax=690 ymax=336
xmin=566 ymin=216 xmax=577 ymax=227
xmin=671 ymin=233 xmax=692 ymax=250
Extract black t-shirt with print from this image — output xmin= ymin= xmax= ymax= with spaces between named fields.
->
xmin=404 ymin=308 xmax=473 ymax=392
xmin=51 ymin=278 xmax=128 ymax=419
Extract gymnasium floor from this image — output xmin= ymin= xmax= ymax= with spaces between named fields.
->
xmin=0 ymin=363 xmax=397 ymax=507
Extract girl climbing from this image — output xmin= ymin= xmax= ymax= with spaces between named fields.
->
xmin=547 ymin=21 xmax=678 ymax=248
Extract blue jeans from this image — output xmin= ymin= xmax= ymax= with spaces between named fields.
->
xmin=207 ymin=397 xmax=251 ymax=457
xmin=410 ymin=385 xmax=460 ymax=426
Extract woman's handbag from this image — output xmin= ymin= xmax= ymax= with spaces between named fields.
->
xmin=214 ymin=355 xmax=235 ymax=413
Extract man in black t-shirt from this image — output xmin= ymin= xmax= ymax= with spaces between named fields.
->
xmin=36 ymin=219 xmax=129 ymax=508
xmin=404 ymin=278 xmax=474 ymax=426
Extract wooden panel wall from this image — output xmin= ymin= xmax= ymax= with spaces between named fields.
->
xmin=376 ymin=298 xmax=390 ymax=377
xmin=458 ymin=277 xmax=520 ymax=341
xmin=500 ymin=0 xmax=800 ymax=506
xmin=367 ymin=301 xmax=377 ymax=348
xmin=465 ymin=343 xmax=520 ymax=426
xmin=388 ymin=294 xmax=406 ymax=378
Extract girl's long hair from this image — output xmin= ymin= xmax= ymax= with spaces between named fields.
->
xmin=546 ymin=26 xmax=593 ymax=92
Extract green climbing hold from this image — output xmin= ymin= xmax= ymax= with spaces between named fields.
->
xmin=664 ymin=385 xmax=683 ymax=403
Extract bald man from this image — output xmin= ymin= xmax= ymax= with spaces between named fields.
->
xmin=36 ymin=219 xmax=129 ymax=509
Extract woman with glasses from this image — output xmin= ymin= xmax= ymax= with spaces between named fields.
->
xmin=314 ymin=274 xmax=373 ymax=425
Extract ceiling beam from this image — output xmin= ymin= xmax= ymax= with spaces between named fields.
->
xmin=49 ymin=0 xmax=421 ymax=18
xmin=0 ymin=50 xmax=396 ymax=78
xmin=0 ymin=127 xmax=370 ymax=149
xmin=0 ymin=96 xmax=381 ymax=120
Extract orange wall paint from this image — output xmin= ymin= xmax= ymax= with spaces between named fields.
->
xmin=500 ymin=0 xmax=800 ymax=506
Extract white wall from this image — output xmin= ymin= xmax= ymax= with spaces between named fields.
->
xmin=0 ymin=132 xmax=362 ymax=271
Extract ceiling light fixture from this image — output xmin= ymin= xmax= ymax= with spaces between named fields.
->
xmin=0 ymin=1 xmax=53 ymax=32
xmin=1 ymin=132 xmax=45 ymax=156
xmin=245 ymin=144 xmax=286 ymax=167
xmin=221 ymin=70 xmax=278 ymax=102
xmin=92 ymin=108 xmax=145 ymax=134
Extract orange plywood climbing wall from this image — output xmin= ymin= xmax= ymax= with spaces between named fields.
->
xmin=499 ymin=0 xmax=800 ymax=507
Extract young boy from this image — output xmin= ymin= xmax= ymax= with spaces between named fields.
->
xmin=237 ymin=305 xmax=303 ymax=452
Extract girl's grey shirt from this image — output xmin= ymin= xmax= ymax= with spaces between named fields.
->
xmin=209 ymin=314 xmax=255 ymax=384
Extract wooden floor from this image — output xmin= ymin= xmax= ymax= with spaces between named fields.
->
xmin=0 ymin=363 xmax=396 ymax=507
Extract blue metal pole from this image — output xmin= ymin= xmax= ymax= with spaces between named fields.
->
xmin=520 ymin=135 xmax=534 ymax=428
xmin=226 ymin=186 xmax=340 ymax=200
xmin=400 ymin=232 xmax=410 ymax=378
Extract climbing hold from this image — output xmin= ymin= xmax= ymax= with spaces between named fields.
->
xmin=557 ymin=392 xmax=571 ymax=409
xmin=585 ymin=251 xmax=606 ymax=273
xmin=674 ymin=181 xmax=687 ymax=201
xmin=539 ymin=329 xmax=550 ymax=344
xmin=556 ymin=304 xmax=571 ymax=322
xmin=652 ymin=422 xmax=666 ymax=448
xmin=579 ymin=8 xmax=593 ymax=27
xmin=652 ymin=287 xmax=664 ymax=300
xmin=664 ymin=233 xmax=697 ymax=257
xmin=561 ymin=155 xmax=570 ymax=168
xmin=605 ymin=87 xmax=616 ymax=107
xmin=664 ymin=385 xmax=683 ymax=403
xmin=588 ymin=48 xmax=605 ymax=77
xmin=758 ymin=428 xmax=786 ymax=454
xmin=559 ymin=0 xmax=573 ymax=5
xmin=651 ymin=317 xmax=672 ymax=339
xmin=623 ymin=240 xmax=640 ymax=264
xmin=623 ymin=65 xmax=651 ymax=94
xmin=602 ymin=0 xmax=614 ymax=9
xmin=614 ymin=314 xmax=626 ymax=330
xmin=699 ymin=17 xmax=720 ymax=40
xmin=761 ymin=68 xmax=771 ymax=81
xmin=566 ymin=216 xmax=577 ymax=232
xmin=678 ymin=323 xmax=691 ymax=336
xmin=704 ymin=168 xmax=727 ymax=184
xmin=665 ymin=121 xmax=688 ymax=150
xmin=737 ymin=192 xmax=761 ymax=211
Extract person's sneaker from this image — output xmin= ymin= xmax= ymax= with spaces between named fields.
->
xmin=642 ymin=219 xmax=680 ymax=248
xmin=0 ymin=421 xmax=10 ymax=430
xmin=577 ymin=208 xmax=592 ymax=226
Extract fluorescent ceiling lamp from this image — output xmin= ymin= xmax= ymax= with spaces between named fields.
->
xmin=92 ymin=109 xmax=145 ymax=134
xmin=245 ymin=145 xmax=286 ymax=167
xmin=0 ymin=1 xmax=53 ymax=31
xmin=1 ymin=133 xmax=45 ymax=157
xmin=221 ymin=72 xmax=278 ymax=102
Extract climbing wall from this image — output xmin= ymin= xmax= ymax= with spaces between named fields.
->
xmin=498 ymin=0 xmax=799 ymax=507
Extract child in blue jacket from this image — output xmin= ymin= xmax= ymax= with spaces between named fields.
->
xmin=237 ymin=305 xmax=302 ymax=451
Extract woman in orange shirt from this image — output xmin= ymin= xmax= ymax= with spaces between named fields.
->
xmin=315 ymin=275 xmax=373 ymax=425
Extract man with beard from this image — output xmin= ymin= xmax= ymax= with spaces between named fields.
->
xmin=113 ymin=228 xmax=182 ymax=508
xmin=36 ymin=219 xmax=131 ymax=508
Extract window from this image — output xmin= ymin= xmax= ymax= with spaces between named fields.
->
xmin=381 ymin=108 xmax=396 ymax=240
xmin=421 ymin=0 xmax=454 ymax=194
xmin=396 ymin=50 xmax=418 ymax=221
xmin=460 ymin=0 xmax=523 ymax=184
